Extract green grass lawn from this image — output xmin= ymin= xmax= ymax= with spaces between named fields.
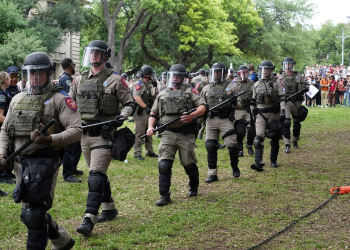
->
xmin=1 ymin=106 xmax=350 ymax=250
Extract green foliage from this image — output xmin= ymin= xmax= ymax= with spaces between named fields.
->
xmin=0 ymin=0 xmax=28 ymax=43
xmin=0 ymin=29 xmax=47 ymax=71
xmin=314 ymin=21 xmax=350 ymax=65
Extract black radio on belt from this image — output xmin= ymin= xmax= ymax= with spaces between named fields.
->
xmin=207 ymin=111 xmax=212 ymax=118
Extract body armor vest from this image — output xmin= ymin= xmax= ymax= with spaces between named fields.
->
xmin=282 ymin=72 xmax=299 ymax=95
xmin=76 ymin=69 xmax=119 ymax=121
xmin=256 ymin=79 xmax=277 ymax=105
xmin=7 ymin=86 xmax=63 ymax=138
xmin=237 ymin=80 xmax=254 ymax=109
xmin=160 ymin=86 xmax=195 ymax=116
xmin=206 ymin=81 xmax=230 ymax=110
xmin=141 ymin=81 xmax=156 ymax=106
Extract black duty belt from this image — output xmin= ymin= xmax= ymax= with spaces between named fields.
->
xmin=165 ymin=127 xmax=183 ymax=133
xmin=258 ymin=107 xmax=274 ymax=113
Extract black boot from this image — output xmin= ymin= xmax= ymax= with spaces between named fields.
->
xmin=97 ymin=209 xmax=118 ymax=223
xmin=156 ymin=192 xmax=171 ymax=206
xmin=229 ymin=146 xmax=240 ymax=178
xmin=270 ymin=139 xmax=280 ymax=168
xmin=76 ymin=217 xmax=94 ymax=236
xmin=238 ymin=151 xmax=244 ymax=157
xmin=285 ymin=145 xmax=291 ymax=153
xmin=293 ymin=141 xmax=299 ymax=149
xmin=188 ymin=174 xmax=199 ymax=197
xmin=246 ymin=145 xmax=254 ymax=155
xmin=251 ymin=146 xmax=264 ymax=172
xmin=205 ymin=175 xmax=218 ymax=183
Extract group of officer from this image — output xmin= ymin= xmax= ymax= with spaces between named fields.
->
xmin=0 ymin=38 xmax=308 ymax=250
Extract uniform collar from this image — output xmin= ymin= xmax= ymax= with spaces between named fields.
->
xmin=88 ymin=66 xmax=108 ymax=78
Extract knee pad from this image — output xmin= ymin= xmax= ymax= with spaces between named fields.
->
xmin=88 ymin=171 xmax=107 ymax=193
xmin=205 ymin=140 xmax=218 ymax=153
xmin=284 ymin=118 xmax=291 ymax=129
xmin=21 ymin=206 xmax=47 ymax=229
xmin=184 ymin=163 xmax=199 ymax=176
xmin=159 ymin=160 xmax=173 ymax=175
xmin=253 ymin=136 xmax=264 ymax=149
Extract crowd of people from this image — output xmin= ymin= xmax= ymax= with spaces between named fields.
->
xmin=302 ymin=64 xmax=350 ymax=107
xmin=0 ymin=39 xmax=331 ymax=250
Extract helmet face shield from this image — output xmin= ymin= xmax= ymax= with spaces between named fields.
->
xmin=283 ymin=61 xmax=294 ymax=72
xmin=259 ymin=67 xmax=272 ymax=80
xmin=167 ymin=71 xmax=187 ymax=88
xmin=209 ymin=68 xmax=225 ymax=83
xmin=22 ymin=65 xmax=52 ymax=94
xmin=238 ymin=69 xmax=249 ymax=80
xmin=82 ymin=46 xmax=107 ymax=67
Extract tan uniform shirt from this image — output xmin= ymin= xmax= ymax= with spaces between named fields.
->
xmin=69 ymin=67 xmax=134 ymax=121
xmin=132 ymin=79 xmax=157 ymax=106
xmin=193 ymin=75 xmax=208 ymax=93
xmin=152 ymin=86 xmax=206 ymax=128
xmin=0 ymin=90 xmax=82 ymax=155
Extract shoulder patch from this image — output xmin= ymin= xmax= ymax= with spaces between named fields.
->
xmin=0 ymin=94 xmax=6 ymax=102
xmin=103 ymin=81 xmax=109 ymax=86
xmin=65 ymin=97 xmax=77 ymax=111
xmin=135 ymin=84 xmax=141 ymax=91
xmin=191 ymin=87 xmax=199 ymax=95
xmin=58 ymin=90 xmax=69 ymax=96
xmin=44 ymin=99 xmax=51 ymax=105
xmin=66 ymin=80 xmax=72 ymax=86
xmin=121 ymin=77 xmax=128 ymax=89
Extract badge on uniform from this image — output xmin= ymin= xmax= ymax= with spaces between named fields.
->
xmin=65 ymin=97 xmax=77 ymax=111
xmin=66 ymin=80 xmax=72 ymax=86
xmin=135 ymin=84 xmax=141 ymax=91
xmin=0 ymin=95 xmax=5 ymax=102
xmin=282 ymin=88 xmax=285 ymax=91
xmin=121 ymin=77 xmax=128 ymax=89
xmin=295 ymin=77 xmax=298 ymax=79
xmin=191 ymin=88 xmax=199 ymax=95
xmin=44 ymin=99 xmax=51 ymax=105
xmin=103 ymin=81 xmax=108 ymax=86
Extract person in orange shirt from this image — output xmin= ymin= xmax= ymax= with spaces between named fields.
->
xmin=337 ymin=77 xmax=346 ymax=105
xmin=320 ymin=75 xmax=329 ymax=107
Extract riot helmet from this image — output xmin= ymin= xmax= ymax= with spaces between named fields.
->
xmin=167 ymin=64 xmax=187 ymax=88
xmin=209 ymin=62 xmax=228 ymax=83
xmin=21 ymin=52 xmax=56 ymax=94
xmin=282 ymin=57 xmax=296 ymax=73
xmin=121 ymin=73 xmax=128 ymax=81
xmin=161 ymin=71 xmax=167 ymax=83
xmin=237 ymin=65 xmax=249 ymax=80
xmin=139 ymin=65 xmax=157 ymax=85
xmin=258 ymin=60 xmax=275 ymax=80
xmin=199 ymin=69 xmax=205 ymax=75
xmin=81 ymin=40 xmax=111 ymax=68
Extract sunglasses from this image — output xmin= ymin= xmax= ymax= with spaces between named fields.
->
xmin=9 ymin=75 xmax=19 ymax=79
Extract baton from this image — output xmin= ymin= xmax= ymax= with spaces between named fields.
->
xmin=140 ymin=108 xmax=197 ymax=140
xmin=287 ymin=87 xmax=309 ymax=101
xmin=82 ymin=117 xmax=125 ymax=129
xmin=5 ymin=119 xmax=56 ymax=163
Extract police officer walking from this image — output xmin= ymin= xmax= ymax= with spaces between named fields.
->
xmin=280 ymin=57 xmax=307 ymax=153
xmin=6 ymin=66 xmax=21 ymax=97
xmin=250 ymin=60 xmax=286 ymax=171
xmin=146 ymin=64 xmax=208 ymax=206
xmin=133 ymin=66 xmax=159 ymax=160
xmin=201 ymin=62 xmax=242 ymax=183
xmin=69 ymin=40 xmax=136 ymax=236
xmin=232 ymin=65 xmax=255 ymax=157
xmin=57 ymin=58 xmax=83 ymax=183
xmin=0 ymin=52 xmax=82 ymax=250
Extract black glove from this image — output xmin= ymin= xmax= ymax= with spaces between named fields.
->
xmin=111 ymin=115 xmax=125 ymax=128
xmin=280 ymin=109 xmax=286 ymax=123
xmin=230 ymin=95 xmax=237 ymax=105
xmin=252 ymin=106 xmax=258 ymax=117
xmin=144 ymin=106 xmax=151 ymax=115
xmin=0 ymin=154 xmax=8 ymax=171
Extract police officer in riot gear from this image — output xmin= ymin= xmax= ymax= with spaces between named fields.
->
xmin=250 ymin=60 xmax=286 ymax=171
xmin=280 ymin=57 xmax=307 ymax=153
xmin=0 ymin=52 xmax=82 ymax=250
xmin=200 ymin=62 xmax=242 ymax=183
xmin=69 ymin=40 xmax=136 ymax=236
xmin=133 ymin=65 xmax=159 ymax=160
xmin=146 ymin=64 xmax=208 ymax=206
xmin=232 ymin=65 xmax=255 ymax=157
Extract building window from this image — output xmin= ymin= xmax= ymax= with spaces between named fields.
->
xmin=47 ymin=1 xmax=55 ymax=9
